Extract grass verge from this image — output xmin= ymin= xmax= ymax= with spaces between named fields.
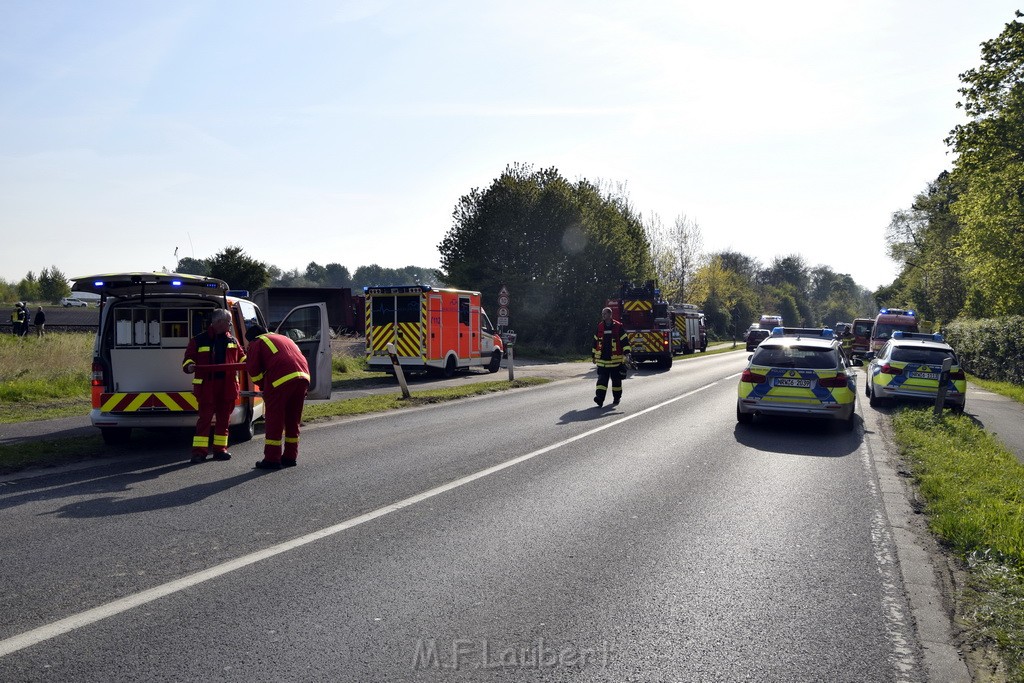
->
xmin=969 ymin=373 xmax=1024 ymax=404
xmin=892 ymin=406 xmax=1024 ymax=679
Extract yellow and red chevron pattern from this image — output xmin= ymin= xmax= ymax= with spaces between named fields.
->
xmin=623 ymin=299 xmax=653 ymax=312
xmin=628 ymin=331 xmax=667 ymax=353
xmin=99 ymin=392 xmax=199 ymax=413
xmin=369 ymin=322 xmax=422 ymax=357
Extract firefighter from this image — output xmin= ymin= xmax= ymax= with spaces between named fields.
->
xmin=182 ymin=309 xmax=245 ymax=464
xmin=245 ymin=324 xmax=311 ymax=470
xmin=592 ymin=306 xmax=631 ymax=407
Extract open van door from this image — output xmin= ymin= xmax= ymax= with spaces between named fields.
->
xmin=275 ymin=303 xmax=332 ymax=399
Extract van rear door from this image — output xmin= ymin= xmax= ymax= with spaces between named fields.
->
xmin=275 ymin=303 xmax=332 ymax=399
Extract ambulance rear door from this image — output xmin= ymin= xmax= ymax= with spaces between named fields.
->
xmin=275 ymin=303 xmax=332 ymax=399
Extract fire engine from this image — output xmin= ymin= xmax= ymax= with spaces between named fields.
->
xmin=364 ymin=285 xmax=503 ymax=377
xmin=870 ymin=308 xmax=919 ymax=352
xmin=70 ymin=272 xmax=332 ymax=445
xmin=669 ymin=303 xmax=708 ymax=355
xmin=608 ymin=281 xmax=673 ymax=369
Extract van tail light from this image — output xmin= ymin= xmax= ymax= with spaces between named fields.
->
xmin=91 ymin=362 xmax=105 ymax=386
xmin=950 ymin=369 xmax=966 ymax=380
xmin=881 ymin=364 xmax=902 ymax=375
xmin=818 ymin=373 xmax=848 ymax=388
xmin=741 ymin=370 xmax=766 ymax=384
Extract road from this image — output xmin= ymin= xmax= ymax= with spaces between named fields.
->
xmin=0 ymin=351 xmax=951 ymax=681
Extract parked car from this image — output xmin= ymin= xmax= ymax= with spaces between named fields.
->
xmin=60 ymin=297 xmax=89 ymax=307
xmin=737 ymin=327 xmax=860 ymax=430
xmin=744 ymin=328 xmax=771 ymax=352
xmin=865 ymin=331 xmax=965 ymax=412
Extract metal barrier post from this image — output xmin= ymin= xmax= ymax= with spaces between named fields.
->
xmin=387 ymin=343 xmax=411 ymax=399
xmin=934 ymin=357 xmax=952 ymax=417
xmin=507 ymin=346 xmax=515 ymax=381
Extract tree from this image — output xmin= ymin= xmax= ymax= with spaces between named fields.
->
xmin=644 ymin=212 xmax=704 ymax=304
xmin=323 ymin=263 xmax=352 ymax=288
xmin=176 ymin=257 xmax=210 ymax=276
xmin=304 ymin=262 xmax=328 ymax=285
xmin=207 ymin=247 xmax=269 ymax=292
xmin=438 ymin=163 xmax=654 ymax=352
xmin=947 ymin=11 xmax=1024 ymax=314
xmin=885 ymin=172 xmax=966 ymax=323
xmin=38 ymin=266 xmax=70 ymax=303
xmin=17 ymin=272 xmax=40 ymax=302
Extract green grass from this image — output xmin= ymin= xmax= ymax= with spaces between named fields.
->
xmin=892 ymin=406 xmax=1024 ymax=679
xmin=969 ymin=373 xmax=1024 ymax=404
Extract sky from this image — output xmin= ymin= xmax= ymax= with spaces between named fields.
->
xmin=1 ymin=1 xmax=1020 ymax=292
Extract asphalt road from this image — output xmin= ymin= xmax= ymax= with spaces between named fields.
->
xmin=0 ymin=351 xmax=952 ymax=682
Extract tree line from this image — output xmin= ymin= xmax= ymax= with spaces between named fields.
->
xmin=883 ymin=10 xmax=1024 ymax=322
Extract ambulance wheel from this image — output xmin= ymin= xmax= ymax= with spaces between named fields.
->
xmin=231 ymin=418 xmax=255 ymax=443
xmin=100 ymin=427 xmax=131 ymax=445
xmin=443 ymin=355 xmax=457 ymax=378
xmin=487 ymin=350 xmax=501 ymax=373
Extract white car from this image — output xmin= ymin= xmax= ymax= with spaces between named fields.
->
xmin=60 ymin=297 xmax=89 ymax=307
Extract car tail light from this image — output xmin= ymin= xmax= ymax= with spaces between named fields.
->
xmin=91 ymin=362 xmax=104 ymax=387
xmin=818 ymin=373 xmax=848 ymax=388
xmin=950 ymin=369 xmax=966 ymax=380
xmin=881 ymin=364 xmax=902 ymax=375
xmin=741 ymin=369 xmax=766 ymax=384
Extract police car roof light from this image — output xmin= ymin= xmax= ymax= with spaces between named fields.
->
xmin=170 ymin=280 xmax=182 ymax=286
xmin=892 ymin=331 xmax=944 ymax=342
xmin=770 ymin=326 xmax=834 ymax=339
xmin=226 ymin=289 xmax=250 ymax=298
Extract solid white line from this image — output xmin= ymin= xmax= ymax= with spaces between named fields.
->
xmin=0 ymin=380 xmax=720 ymax=658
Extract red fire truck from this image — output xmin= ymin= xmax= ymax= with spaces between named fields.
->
xmin=607 ymin=281 xmax=673 ymax=369
xmin=670 ymin=303 xmax=708 ymax=355
xmin=365 ymin=285 xmax=503 ymax=377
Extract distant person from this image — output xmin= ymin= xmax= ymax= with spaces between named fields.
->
xmin=9 ymin=304 xmax=19 ymax=336
xmin=592 ymin=306 xmax=631 ymax=407
xmin=34 ymin=306 xmax=46 ymax=337
xmin=182 ymin=309 xmax=245 ymax=464
xmin=16 ymin=303 xmax=28 ymax=338
xmin=245 ymin=324 xmax=310 ymax=470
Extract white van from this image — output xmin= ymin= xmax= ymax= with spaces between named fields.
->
xmin=71 ymin=272 xmax=331 ymax=445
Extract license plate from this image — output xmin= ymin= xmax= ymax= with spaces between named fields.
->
xmin=910 ymin=372 xmax=939 ymax=380
xmin=774 ymin=378 xmax=810 ymax=388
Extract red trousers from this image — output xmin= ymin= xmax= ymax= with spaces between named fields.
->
xmin=262 ymin=378 xmax=309 ymax=463
xmin=192 ymin=383 xmax=237 ymax=455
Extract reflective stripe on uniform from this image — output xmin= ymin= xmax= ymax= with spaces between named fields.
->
xmin=260 ymin=335 xmax=279 ymax=354
xmin=266 ymin=438 xmax=283 ymax=447
xmin=271 ymin=371 xmax=310 ymax=388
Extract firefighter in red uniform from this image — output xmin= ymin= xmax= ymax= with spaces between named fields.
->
xmin=245 ymin=324 xmax=311 ymax=470
xmin=593 ymin=306 xmax=631 ymax=407
xmin=182 ymin=309 xmax=245 ymax=464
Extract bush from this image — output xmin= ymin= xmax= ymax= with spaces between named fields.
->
xmin=945 ymin=316 xmax=1024 ymax=384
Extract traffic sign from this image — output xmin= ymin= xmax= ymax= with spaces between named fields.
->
xmin=498 ymin=295 xmax=509 ymax=307
xmin=497 ymin=316 xmax=509 ymax=326
xmin=497 ymin=306 xmax=509 ymax=317
xmin=499 ymin=285 xmax=510 ymax=297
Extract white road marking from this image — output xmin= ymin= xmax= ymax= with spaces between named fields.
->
xmin=0 ymin=381 xmax=721 ymax=658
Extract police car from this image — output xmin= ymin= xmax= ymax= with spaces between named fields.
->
xmin=865 ymin=331 xmax=966 ymax=412
xmin=737 ymin=327 xmax=859 ymax=430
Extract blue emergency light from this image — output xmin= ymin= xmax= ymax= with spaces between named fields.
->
xmin=892 ymin=331 xmax=944 ymax=342
xmin=93 ymin=281 xmax=104 ymax=287
xmin=770 ymin=327 xmax=834 ymax=339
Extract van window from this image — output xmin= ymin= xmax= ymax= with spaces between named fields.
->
xmin=853 ymin=321 xmax=872 ymax=337
xmin=873 ymin=323 xmax=917 ymax=341
xmin=459 ymin=297 xmax=470 ymax=326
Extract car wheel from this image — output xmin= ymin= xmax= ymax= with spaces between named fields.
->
xmin=487 ymin=350 xmax=501 ymax=373
xmin=865 ymin=375 xmax=872 ymax=397
xmin=843 ymin=410 xmax=855 ymax=432
xmin=230 ymin=417 xmax=255 ymax=443
xmin=443 ymin=355 xmax=457 ymax=378
xmin=868 ymin=382 xmax=881 ymax=408
xmin=736 ymin=404 xmax=753 ymax=424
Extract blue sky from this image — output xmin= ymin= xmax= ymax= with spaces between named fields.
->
xmin=1 ymin=1 xmax=1019 ymax=290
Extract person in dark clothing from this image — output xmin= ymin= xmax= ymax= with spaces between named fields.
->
xmin=182 ymin=309 xmax=246 ymax=464
xmin=34 ymin=306 xmax=46 ymax=337
xmin=592 ymin=307 xmax=631 ymax=407
xmin=16 ymin=303 xmax=29 ymax=338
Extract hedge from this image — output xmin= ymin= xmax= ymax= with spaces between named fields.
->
xmin=945 ymin=316 xmax=1024 ymax=384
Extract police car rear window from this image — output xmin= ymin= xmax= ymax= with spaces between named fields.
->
xmin=890 ymin=347 xmax=955 ymax=365
xmin=751 ymin=346 xmax=837 ymax=369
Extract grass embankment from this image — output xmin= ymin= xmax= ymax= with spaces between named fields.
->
xmin=969 ymin=374 xmax=1024 ymax=404
xmin=0 ymin=334 xmax=551 ymax=472
xmin=893 ymin=407 xmax=1024 ymax=679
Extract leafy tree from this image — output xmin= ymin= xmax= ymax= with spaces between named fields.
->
xmin=305 ymin=262 xmax=328 ymax=285
xmin=645 ymin=212 xmax=704 ymax=303
xmin=17 ymin=272 xmax=40 ymax=302
xmin=207 ymin=246 xmax=269 ymax=293
xmin=438 ymin=163 xmax=653 ymax=351
xmin=38 ymin=266 xmax=70 ymax=303
xmin=885 ymin=172 xmax=966 ymax=323
xmin=176 ymin=257 xmax=210 ymax=276
xmin=947 ymin=11 xmax=1024 ymax=314
xmin=323 ymin=263 xmax=352 ymax=288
